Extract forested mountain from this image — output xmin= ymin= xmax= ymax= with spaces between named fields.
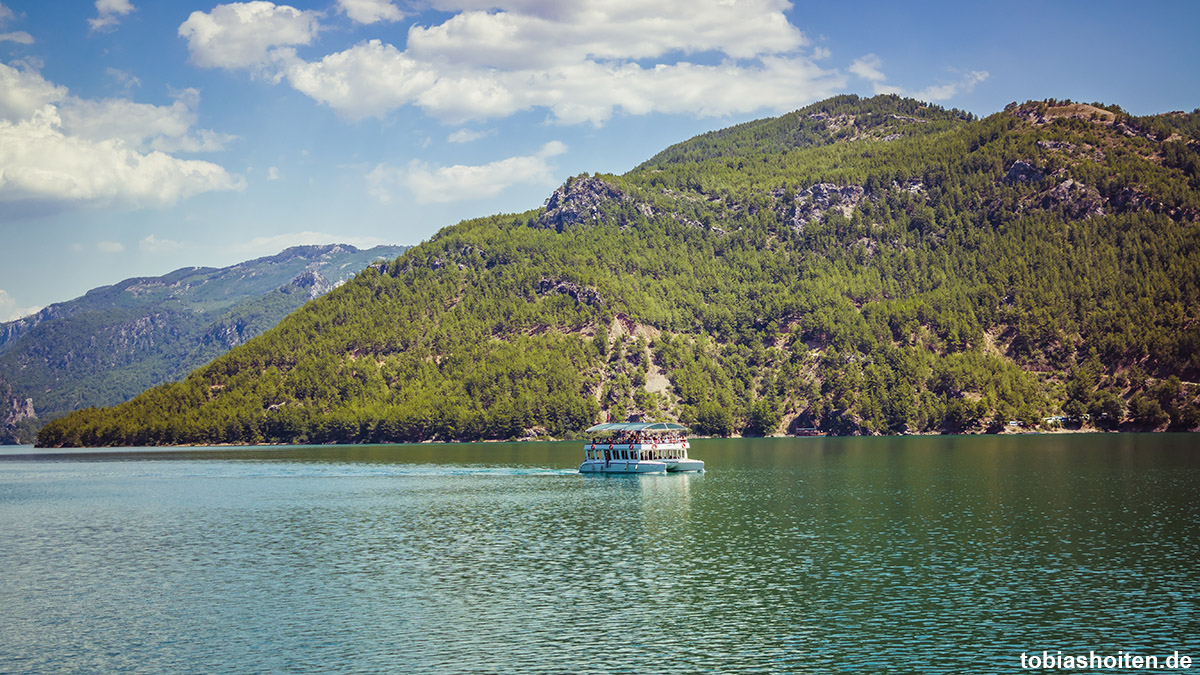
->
xmin=39 ymin=95 xmax=1200 ymax=447
xmin=0 ymin=244 xmax=405 ymax=443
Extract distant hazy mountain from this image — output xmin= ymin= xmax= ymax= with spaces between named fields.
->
xmin=0 ymin=244 xmax=406 ymax=443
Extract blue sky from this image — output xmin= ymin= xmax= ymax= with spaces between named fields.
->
xmin=1 ymin=0 xmax=1198 ymax=320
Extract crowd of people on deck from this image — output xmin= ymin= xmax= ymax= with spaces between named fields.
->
xmin=586 ymin=432 xmax=688 ymax=462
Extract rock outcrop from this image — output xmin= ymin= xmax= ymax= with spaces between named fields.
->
xmin=537 ymin=176 xmax=628 ymax=232
xmin=1 ymin=377 xmax=36 ymax=443
xmin=1036 ymin=178 xmax=1105 ymax=219
xmin=1004 ymin=160 xmax=1046 ymax=184
xmin=538 ymin=277 xmax=606 ymax=307
xmin=289 ymin=270 xmax=333 ymax=299
xmin=777 ymin=183 xmax=868 ymax=230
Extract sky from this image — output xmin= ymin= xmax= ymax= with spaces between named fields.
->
xmin=1 ymin=0 xmax=1198 ymax=321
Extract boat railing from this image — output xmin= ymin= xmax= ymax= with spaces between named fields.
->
xmin=583 ymin=438 xmax=690 ymax=461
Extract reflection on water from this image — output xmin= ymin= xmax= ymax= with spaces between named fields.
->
xmin=0 ymin=435 xmax=1197 ymax=674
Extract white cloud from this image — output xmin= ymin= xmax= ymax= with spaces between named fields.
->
xmin=849 ymin=53 xmax=905 ymax=96
xmin=849 ymin=53 xmax=886 ymax=83
xmin=89 ymin=0 xmax=136 ymax=32
xmin=849 ymin=54 xmax=987 ymax=101
xmin=97 ymin=240 xmax=125 ymax=253
xmin=285 ymin=40 xmax=438 ymax=120
xmin=914 ymin=70 xmax=989 ymax=102
xmin=810 ymin=46 xmax=830 ymax=61
xmin=0 ymin=31 xmax=32 ymax=44
xmin=139 ymin=234 xmax=186 ymax=252
xmin=447 ymin=128 xmax=494 ymax=143
xmin=0 ymin=3 xmax=32 ymax=44
xmin=232 ymin=231 xmax=394 ymax=256
xmin=407 ymin=0 xmax=805 ymax=69
xmin=178 ymin=2 xmax=319 ymax=75
xmin=267 ymin=166 xmax=280 ymax=180
xmin=0 ymin=63 xmax=242 ymax=218
xmin=337 ymin=0 xmax=403 ymax=24
xmin=186 ymin=0 xmax=845 ymax=125
xmin=369 ymin=140 xmax=567 ymax=204
xmin=0 ymin=289 xmax=40 ymax=322
xmin=56 ymin=88 xmax=237 ymax=154
xmin=285 ymin=40 xmax=843 ymax=124
xmin=0 ymin=62 xmax=66 ymax=121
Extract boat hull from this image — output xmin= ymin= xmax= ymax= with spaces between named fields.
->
xmin=664 ymin=458 xmax=704 ymax=472
xmin=579 ymin=459 xmax=667 ymax=474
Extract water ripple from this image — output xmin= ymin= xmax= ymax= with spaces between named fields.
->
xmin=1 ymin=436 xmax=1198 ymax=673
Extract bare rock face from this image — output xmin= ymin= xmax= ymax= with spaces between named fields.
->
xmin=1037 ymin=179 xmax=1105 ymax=219
xmin=537 ymin=277 xmax=605 ymax=307
xmin=777 ymin=183 xmax=868 ymax=230
xmin=1004 ymin=160 xmax=1046 ymax=184
xmin=1 ymin=378 xmax=35 ymax=430
xmin=0 ymin=305 xmax=67 ymax=352
xmin=537 ymin=176 xmax=627 ymax=232
xmin=1036 ymin=139 xmax=1076 ymax=151
xmin=290 ymin=270 xmax=333 ymax=299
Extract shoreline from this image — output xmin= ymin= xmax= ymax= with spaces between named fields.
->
xmin=15 ymin=426 xmax=1197 ymax=451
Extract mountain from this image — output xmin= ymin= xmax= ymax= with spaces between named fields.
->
xmin=0 ymin=244 xmax=406 ymax=443
xmin=38 ymin=95 xmax=1200 ymax=447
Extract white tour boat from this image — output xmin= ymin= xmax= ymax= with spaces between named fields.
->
xmin=579 ymin=422 xmax=704 ymax=474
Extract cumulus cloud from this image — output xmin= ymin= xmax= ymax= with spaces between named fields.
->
xmin=285 ymin=40 xmax=438 ymax=120
xmin=337 ymin=0 xmax=403 ymax=24
xmin=267 ymin=166 xmax=280 ymax=180
xmin=0 ymin=63 xmax=242 ymax=219
xmin=406 ymin=0 xmax=805 ymax=69
xmin=285 ymin=40 xmax=842 ymax=124
xmin=0 ymin=289 xmax=40 ymax=322
xmin=178 ymin=1 xmax=319 ymax=75
xmin=56 ymin=87 xmax=238 ymax=153
xmin=183 ymin=0 xmax=845 ymax=125
xmin=89 ymin=0 xmax=136 ymax=32
xmin=368 ymin=140 xmax=566 ymax=204
xmin=0 ymin=62 xmax=66 ymax=120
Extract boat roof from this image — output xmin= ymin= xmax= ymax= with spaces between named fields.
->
xmin=585 ymin=422 xmax=689 ymax=433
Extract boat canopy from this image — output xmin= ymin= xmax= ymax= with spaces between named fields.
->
xmin=585 ymin=422 xmax=689 ymax=433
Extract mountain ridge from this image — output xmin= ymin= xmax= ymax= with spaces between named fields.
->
xmin=38 ymin=95 xmax=1200 ymax=447
xmin=1 ymin=243 xmax=407 ymax=443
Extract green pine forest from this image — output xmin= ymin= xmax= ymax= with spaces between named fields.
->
xmin=39 ymin=95 xmax=1200 ymax=446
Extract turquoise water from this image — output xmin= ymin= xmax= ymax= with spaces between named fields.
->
xmin=1 ymin=435 xmax=1197 ymax=673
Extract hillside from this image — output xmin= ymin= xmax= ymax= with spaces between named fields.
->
xmin=1 ymin=244 xmax=406 ymax=443
xmin=39 ymin=95 xmax=1200 ymax=447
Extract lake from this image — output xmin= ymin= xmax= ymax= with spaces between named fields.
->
xmin=1 ymin=434 xmax=1197 ymax=674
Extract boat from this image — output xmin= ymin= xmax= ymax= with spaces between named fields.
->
xmin=793 ymin=427 xmax=826 ymax=437
xmin=579 ymin=422 xmax=704 ymax=474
